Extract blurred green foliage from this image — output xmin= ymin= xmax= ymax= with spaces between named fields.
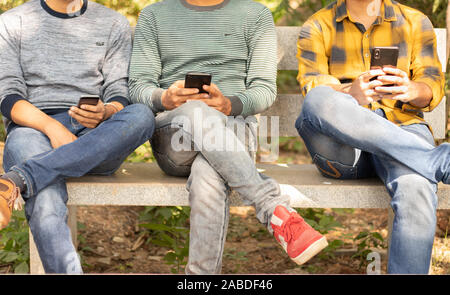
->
xmin=2 ymin=0 xmax=446 ymax=27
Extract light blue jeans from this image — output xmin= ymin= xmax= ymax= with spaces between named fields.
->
xmin=150 ymin=100 xmax=291 ymax=274
xmin=295 ymin=85 xmax=448 ymax=274
xmin=3 ymin=104 xmax=155 ymax=274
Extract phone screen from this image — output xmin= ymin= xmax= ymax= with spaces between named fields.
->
xmin=185 ymin=72 xmax=212 ymax=94
xmin=78 ymin=95 xmax=100 ymax=108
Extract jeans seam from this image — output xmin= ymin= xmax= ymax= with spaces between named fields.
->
xmin=214 ymin=193 xmax=229 ymax=273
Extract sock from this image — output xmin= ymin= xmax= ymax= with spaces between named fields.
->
xmin=1 ymin=171 xmax=27 ymax=193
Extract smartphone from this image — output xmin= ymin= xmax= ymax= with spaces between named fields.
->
xmin=78 ymin=95 xmax=100 ymax=108
xmin=369 ymin=46 xmax=399 ymax=84
xmin=185 ymin=72 xmax=212 ymax=94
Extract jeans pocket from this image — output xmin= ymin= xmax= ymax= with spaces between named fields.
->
xmin=312 ymin=153 xmax=358 ymax=180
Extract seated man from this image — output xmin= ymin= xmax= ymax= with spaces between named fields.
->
xmin=295 ymin=0 xmax=448 ymax=274
xmin=129 ymin=0 xmax=328 ymax=274
xmin=0 ymin=0 xmax=155 ymax=273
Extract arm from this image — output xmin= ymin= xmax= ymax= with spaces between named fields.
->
xmin=0 ymin=15 xmax=27 ymax=120
xmin=69 ymin=17 xmax=132 ymax=128
xmin=233 ymin=7 xmax=278 ymax=116
xmin=296 ymin=20 xmax=341 ymax=96
xmin=374 ymin=15 xmax=444 ymax=111
xmin=128 ymin=9 xmax=165 ymax=113
xmin=100 ymin=16 xmax=132 ymax=110
xmin=0 ymin=15 xmax=76 ymax=148
xmin=11 ymin=100 xmax=77 ymax=148
xmin=297 ymin=19 xmax=382 ymax=105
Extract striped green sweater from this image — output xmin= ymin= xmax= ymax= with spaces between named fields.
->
xmin=129 ymin=0 xmax=277 ymax=116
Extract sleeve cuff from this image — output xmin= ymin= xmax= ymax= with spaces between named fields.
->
xmin=150 ymin=88 xmax=166 ymax=113
xmin=1 ymin=94 xmax=26 ymax=120
xmin=227 ymin=96 xmax=243 ymax=116
xmin=106 ymin=96 xmax=130 ymax=108
xmin=410 ymin=77 xmax=444 ymax=112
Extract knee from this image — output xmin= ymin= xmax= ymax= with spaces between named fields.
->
xmin=28 ymin=196 xmax=68 ymax=231
xmin=176 ymin=100 xmax=226 ymax=127
xmin=122 ymin=104 xmax=156 ymax=137
xmin=388 ymin=174 xmax=437 ymax=223
xmin=301 ymin=86 xmax=335 ymax=116
xmin=187 ymin=158 xmax=227 ymax=203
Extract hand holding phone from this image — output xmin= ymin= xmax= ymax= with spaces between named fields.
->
xmin=70 ymin=95 xmax=105 ymax=129
xmin=369 ymin=47 xmax=399 ymax=86
xmin=185 ymin=72 xmax=212 ymax=94
xmin=77 ymin=95 xmax=100 ymax=108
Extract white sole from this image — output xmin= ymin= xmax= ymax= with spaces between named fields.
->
xmin=291 ymin=237 xmax=328 ymax=265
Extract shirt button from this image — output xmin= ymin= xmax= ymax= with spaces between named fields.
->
xmin=365 ymin=53 xmax=370 ymax=58
xmin=365 ymin=34 xmax=369 ymax=38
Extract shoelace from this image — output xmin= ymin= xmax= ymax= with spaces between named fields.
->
xmin=7 ymin=187 xmax=23 ymax=211
xmin=280 ymin=212 xmax=307 ymax=243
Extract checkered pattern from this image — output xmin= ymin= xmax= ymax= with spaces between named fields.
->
xmin=297 ymin=0 xmax=445 ymax=127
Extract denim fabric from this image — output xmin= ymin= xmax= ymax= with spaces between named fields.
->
xmin=151 ymin=100 xmax=291 ymax=274
xmin=296 ymin=86 xmax=443 ymax=274
xmin=3 ymin=104 xmax=155 ymax=273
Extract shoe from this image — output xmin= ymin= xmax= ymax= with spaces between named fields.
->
xmin=271 ymin=205 xmax=328 ymax=265
xmin=0 ymin=177 xmax=23 ymax=230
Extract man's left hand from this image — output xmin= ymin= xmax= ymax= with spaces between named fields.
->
xmin=200 ymin=83 xmax=232 ymax=116
xmin=373 ymin=67 xmax=416 ymax=102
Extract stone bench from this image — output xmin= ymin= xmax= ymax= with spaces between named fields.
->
xmin=29 ymin=27 xmax=450 ymax=274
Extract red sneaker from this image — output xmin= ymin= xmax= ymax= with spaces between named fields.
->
xmin=271 ymin=205 xmax=328 ymax=265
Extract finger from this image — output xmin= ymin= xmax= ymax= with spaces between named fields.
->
xmin=361 ymin=69 xmax=386 ymax=82
xmin=173 ymin=80 xmax=185 ymax=88
xmin=69 ymin=111 xmax=101 ymax=125
xmin=382 ymin=67 xmax=408 ymax=78
xmin=367 ymin=79 xmax=384 ymax=89
xmin=79 ymin=103 xmax=102 ymax=113
xmin=377 ymin=75 xmax=404 ymax=85
xmin=175 ymin=88 xmax=200 ymax=96
xmin=203 ymin=84 xmax=220 ymax=96
xmin=375 ymin=85 xmax=408 ymax=94
xmin=70 ymin=106 xmax=103 ymax=120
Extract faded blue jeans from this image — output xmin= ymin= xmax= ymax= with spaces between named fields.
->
xmin=3 ymin=104 xmax=155 ymax=274
xmin=150 ymin=100 xmax=291 ymax=274
xmin=295 ymin=85 xmax=449 ymax=274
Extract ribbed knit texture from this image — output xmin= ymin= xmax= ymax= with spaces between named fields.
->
xmin=129 ymin=0 xmax=277 ymax=116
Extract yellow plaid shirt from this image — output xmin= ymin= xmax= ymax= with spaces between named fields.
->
xmin=296 ymin=0 xmax=445 ymax=127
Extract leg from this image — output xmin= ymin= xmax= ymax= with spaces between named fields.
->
xmin=185 ymin=154 xmax=230 ymax=274
xmin=153 ymin=101 xmax=326 ymax=269
xmin=296 ymin=104 xmax=375 ymax=179
xmin=3 ymin=127 xmax=81 ymax=274
xmin=8 ymin=104 xmax=155 ymax=198
xmin=25 ymin=182 xmax=82 ymax=273
xmin=371 ymin=124 xmax=438 ymax=274
xmin=153 ymin=100 xmax=290 ymax=228
xmin=298 ymin=85 xmax=450 ymax=184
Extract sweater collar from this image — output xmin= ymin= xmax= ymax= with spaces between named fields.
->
xmin=41 ymin=0 xmax=88 ymax=19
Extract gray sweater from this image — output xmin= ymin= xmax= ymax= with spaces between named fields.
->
xmin=0 ymin=0 xmax=132 ymax=129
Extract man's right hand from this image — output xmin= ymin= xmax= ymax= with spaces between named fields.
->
xmin=348 ymin=69 xmax=386 ymax=105
xmin=43 ymin=121 xmax=78 ymax=149
xmin=161 ymin=80 xmax=209 ymax=110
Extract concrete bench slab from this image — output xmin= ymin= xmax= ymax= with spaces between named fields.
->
xmin=66 ymin=162 xmax=450 ymax=209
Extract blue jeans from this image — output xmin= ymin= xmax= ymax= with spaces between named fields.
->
xmin=3 ymin=104 xmax=155 ymax=274
xmin=150 ymin=100 xmax=291 ymax=274
xmin=295 ymin=86 xmax=447 ymax=274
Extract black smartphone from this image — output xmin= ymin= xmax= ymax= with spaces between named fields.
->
xmin=78 ymin=95 xmax=100 ymax=108
xmin=185 ymin=72 xmax=212 ymax=94
xmin=369 ymin=46 xmax=399 ymax=84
